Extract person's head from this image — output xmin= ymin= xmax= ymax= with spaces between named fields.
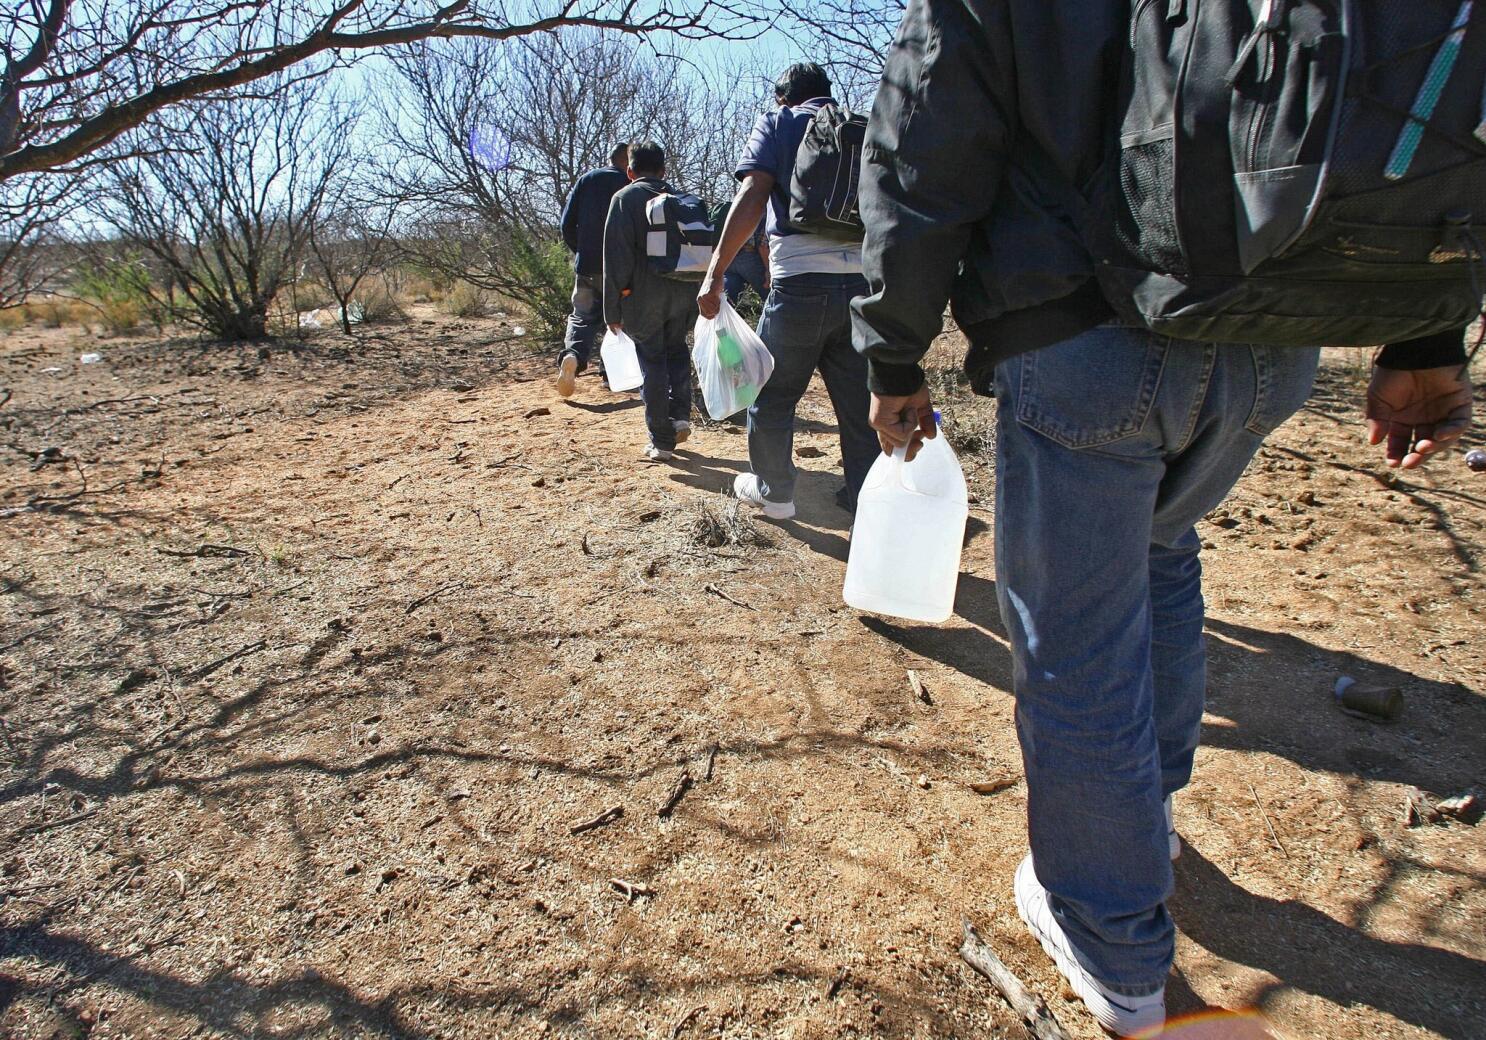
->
xmin=774 ymin=62 xmax=832 ymax=107
xmin=609 ymin=143 xmax=629 ymax=168
xmin=627 ymin=139 xmax=665 ymax=179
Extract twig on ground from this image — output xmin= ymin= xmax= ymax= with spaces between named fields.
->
xmin=959 ymin=918 xmax=1071 ymax=1040
xmin=387 ymin=473 xmax=409 ymax=490
xmin=1247 ymin=781 xmax=1289 ymax=858
xmin=705 ymin=583 xmax=754 ymax=610
xmin=156 ymin=543 xmax=252 ymax=559
xmin=610 ymin=877 xmax=654 ymax=901
xmin=0 ymin=470 xmax=147 ymax=518
xmin=908 ymin=668 xmax=931 ymax=705
xmin=0 ymin=619 xmax=60 ymax=654
xmin=569 ymin=805 xmax=624 ymax=835
xmin=669 ymin=1005 xmax=705 ymax=1039
xmin=658 ymin=769 xmax=692 ymax=818
xmin=406 ymin=582 xmax=465 ymax=616
xmin=705 ymin=742 xmax=719 ymax=782
xmin=188 ymin=640 xmax=267 ymax=682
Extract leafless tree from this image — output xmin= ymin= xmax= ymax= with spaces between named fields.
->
xmin=0 ymin=172 xmax=75 ymax=306
xmin=0 ymin=1 xmax=764 ymax=304
xmin=307 ymin=178 xmax=401 ymax=335
xmin=93 ymin=77 xmax=351 ymax=341
xmin=781 ymin=0 xmax=904 ymax=106
xmin=0 ymin=0 xmax=763 ymax=181
xmin=377 ymin=29 xmax=767 ymax=327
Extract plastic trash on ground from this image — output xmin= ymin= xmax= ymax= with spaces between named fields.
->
xmin=79 ymin=352 xmax=102 ymax=364
xmin=844 ymin=427 xmax=968 ymax=623
xmin=599 ymin=328 xmax=643 ymax=392
xmin=692 ymin=300 xmax=773 ymax=420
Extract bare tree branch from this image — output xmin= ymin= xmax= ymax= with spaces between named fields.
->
xmin=0 ymin=1 xmax=765 ymax=180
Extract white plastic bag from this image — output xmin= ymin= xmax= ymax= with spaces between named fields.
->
xmin=692 ymin=300 xmax=774 ymax=420
xmin=599 ymin=328 xmax=643 ymax=392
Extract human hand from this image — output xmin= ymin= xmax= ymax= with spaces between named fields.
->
xmin=697 ymin=277 xmax=725 ymax=320
xmin=608 ymin=322 xmax=623 ymax=334
xmin=870 ymin=384 xmax=937 ymax=461
xmin=1366 ymin=364 xmax=1473 ymax=469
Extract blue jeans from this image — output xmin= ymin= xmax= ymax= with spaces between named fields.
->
xmin=636 ymin=311 xmax=693 ymax=452
xmin=993 ymin=326 xmax=1318 ymax=992
xmin=724 ymin=248 xmax=768 ymax=305
xmin=562 ymin=273 xmax=603 ymax=371
xmin=747 ymin=273 xmax=877 ymax=507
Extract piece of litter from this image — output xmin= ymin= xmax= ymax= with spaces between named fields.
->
xmin=512 ymin=326 xmax=526 ymax=337
xmin=79 ymin=352 xmax=102 ymax=364
xmin=968 ymin=778 xmax=1018 ymax=796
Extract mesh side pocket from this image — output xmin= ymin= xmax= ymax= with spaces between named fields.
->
xmin=1115 ymin=138 xmax=1186 ymax=276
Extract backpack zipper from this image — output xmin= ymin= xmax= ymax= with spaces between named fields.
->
xmin=1237 ymin=0 xmax=1287 ymax=172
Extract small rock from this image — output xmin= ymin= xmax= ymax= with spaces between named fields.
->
xmin=343 ymin=860 xmax=361 ymax=876
xmin=916 ymin=774 xmax=932 ymax=790
xmin=451 ymin=381 xmax=475 ymax=392
xmin=796 ymin=446 xmax=826 ymax=459
xmin=531 ymin=476 xmax=546 ymax=488
xmin=1466 ymin=449 xmax=1486 ymax=473
xmin=524 ymin=406 xmax=550 ymax=419
xmin=1436 ymin=793 xmax=1479 ymax=822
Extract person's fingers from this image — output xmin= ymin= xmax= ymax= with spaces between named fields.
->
xmin=1365 ymin=417 xmax=1388 ymax=446
xmin=1384 ymin=425 xmax=1412 ymax=468
xmin=917 ymin=405 xmax=938 ymax=440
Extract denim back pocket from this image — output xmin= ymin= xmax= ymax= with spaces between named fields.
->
xmin=1013 ymin=325 xmax=1168 ymax=450
xmin=1244 ymin=346 xmax=1319 ymax=437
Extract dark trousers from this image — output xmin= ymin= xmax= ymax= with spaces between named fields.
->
xmin=636 ymin=310 xmax=693 ymax=451
xmin=747 ymin=272 xmax=876 ymax=506
xmin=724 ymin=248 xmax=768 ymax=305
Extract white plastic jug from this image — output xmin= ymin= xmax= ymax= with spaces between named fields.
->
xmin=599 ymin=329 xmax=643 ymax=392
xmin=843 ymin=432 xmax=968 ymax=623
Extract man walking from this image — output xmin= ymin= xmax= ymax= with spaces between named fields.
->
xmin=699 ymin=63 xmax=878 ymax=519
xmin=602 ymin=140 xmax=698 ymax=461
xmin=850 ymin=2 xmax=1474 ymax=1036
xmin=557 ymin=143 xmax=630 ymax=397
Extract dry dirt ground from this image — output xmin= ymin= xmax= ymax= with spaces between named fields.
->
xmin=0 ymin=307 xmax=1482 ymax=1040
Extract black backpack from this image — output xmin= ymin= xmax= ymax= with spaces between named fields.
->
xmin=1094 ymin=0 xmax=1486 ymax=346
xmin=788 ymin=103 xmax=868 ymax=241
xmin=643 ymin=188 xmax=716 ymax=282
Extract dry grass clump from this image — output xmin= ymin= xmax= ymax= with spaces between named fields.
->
xmin=688 ymin=495 xmax=773 ymax=550
xmin=441 ymin=281 xmax=493 ymax=318
xmin=352 ymin=276 xmax=407 ymax=324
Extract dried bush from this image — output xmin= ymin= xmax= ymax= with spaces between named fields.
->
xmin=689 ymin=496 xmax=773 ymax=550
xmin=441 ymin=281 xmax=492 ymax=318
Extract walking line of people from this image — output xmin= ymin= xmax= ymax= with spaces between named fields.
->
xmin=550 ymin=15 xmax=1478 ymax=1033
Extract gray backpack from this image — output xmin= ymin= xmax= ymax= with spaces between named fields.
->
xmin=1095 ymin=0 xmax=1486 ymax=345
xmin=644 ymin=189 xmax=716 ymax=282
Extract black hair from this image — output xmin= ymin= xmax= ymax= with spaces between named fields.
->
xmin=609 ymin=142 xmax=630 ymax=166
xmin=774 ymin=62 xmax=832 ymax=106
xmin=627 ymin=139 xmax=665 ymax=176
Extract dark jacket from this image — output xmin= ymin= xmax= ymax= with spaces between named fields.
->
xmin=602 ymin=177 xmax=698 ymax=342
xmin=561 ymin=166 xmax=630 ymax=276
xmin=849 ymin=0 xmax=1464 ymax=396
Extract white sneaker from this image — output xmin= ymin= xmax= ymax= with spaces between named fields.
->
xmin=645 ymin=445 xmax=673 ymax=462
xmin=556 ymin=354 xmax=578 ymax=398
xmin=673 ymin=420 xmax=692 ymax=446
xmin=732 ymin=473 xmax=795 ymax=520
xmin=1014 ymin=855 xmax=1166 ymax=1037
xmin=1165 ymin=796 xmax=1179 ymax=861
